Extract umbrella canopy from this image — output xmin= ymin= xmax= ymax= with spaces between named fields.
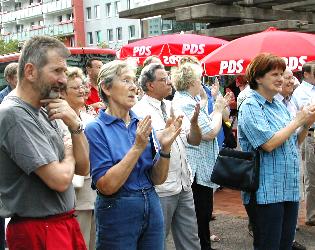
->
xmin=201 ymin=27 xmax=315 ymax=76
xmin=118 ymin=33 xmax=227 ymax=66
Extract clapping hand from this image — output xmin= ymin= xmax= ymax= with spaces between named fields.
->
xmin=214 ymin=96 xmax=227 ymax=113
xmin=223 ymin=92 xmax=234 ymax=106
xmin=158 ymin=115 xmax=183 ymax=152
xmin=190 ymin=103 xmax=200 ymax=127
xmin=134 ymin=116 xmax=152 ymax=151
xmin=297 ymin=104 xmax=315 ymax=127
xmin=211 ymin=78 xmax=220 ymax=98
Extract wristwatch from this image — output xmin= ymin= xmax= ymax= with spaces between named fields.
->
xmin=159 ymin=150 xmax=171 ymax=158
xmin=69 ymin=120 xmax=84 ymax=134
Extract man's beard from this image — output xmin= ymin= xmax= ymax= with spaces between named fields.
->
xmin=36 ymin=74 xmax=65 ymax=100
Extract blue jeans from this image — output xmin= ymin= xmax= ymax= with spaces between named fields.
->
xmin=95 ymin=187 xmax=164 ymax=250
xmin=245 ymin=200 xmax=299 ymax=250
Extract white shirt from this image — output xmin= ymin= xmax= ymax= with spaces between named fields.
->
xmin=292 ymin=80 xmax=315 ymax=128
xmin=132 ymin=95 xmax=192 ymax=197
xmin=292 ymin=80 xmax=315 ymax=110
xmin=237 ymin=85 xmax=251 ymax=110
xmin=274 ymin=93 xmax=298 ymax=118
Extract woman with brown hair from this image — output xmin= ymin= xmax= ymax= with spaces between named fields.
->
xmin=238 ymin=53 xmax=315 ymax=250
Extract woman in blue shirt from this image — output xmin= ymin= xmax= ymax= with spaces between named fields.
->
xmin=238 ymin=53 xmax=315 ymax=250
xmin=84 ymin=60 xmax=182 ymax=250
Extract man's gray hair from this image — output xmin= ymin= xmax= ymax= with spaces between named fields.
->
xmin=18 ymin=36 xmax=70 ymax=81
xmin=4 ymin=62 xmax=18 ymax=80
xmin=139 ymin=63 xmax=164 ymax=92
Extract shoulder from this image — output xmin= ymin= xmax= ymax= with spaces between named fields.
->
xmin=85 ymin=118 xmax=103 ymax=134
xmin=173 ymin=92 xmax=195 ymax=106
xmin=132 ymin=97 xmax=150 ymax=114
xmin=0 ymin=98 xmax=32 ymax=122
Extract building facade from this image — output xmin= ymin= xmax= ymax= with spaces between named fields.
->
xmin=83 ymin=0 xmax=141 ymax=50
xmin=0 ymin=0 xmax=85 ymax=46
xmin=120 ymin=0 xmax=206 ymax=39
xmin=119 ymin=0 xmax=315 ymax=40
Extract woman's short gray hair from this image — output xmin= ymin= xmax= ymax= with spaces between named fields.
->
xmin=66 ymin=67 xmax=85 ymax=82
xmin=98 ymin=60 xmax=136 ymax=104
xmin=172 ymin=62 xmax=203 ymax=91
xmin=139 ymin=63 xmax=165 ymax=92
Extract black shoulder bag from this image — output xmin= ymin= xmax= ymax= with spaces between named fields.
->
xmin=211 ymin=98 xmax=261 ymax=192
xmin=210 ymin=148 xmax=260 ymax=192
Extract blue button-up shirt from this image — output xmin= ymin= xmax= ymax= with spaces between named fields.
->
xmin=85 ymin=110 xmax=160 ymax=191
xmin=172 ymin=91 xmax=219 ymax=188
xmin=238 ymin=91 xmax=300 ymax=204
xmin=202 ymin=84 xmax=225 ymax=148
xmin=0 ymin=85 xmax=12 ymax=104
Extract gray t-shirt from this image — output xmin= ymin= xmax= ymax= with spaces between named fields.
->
xmin=0 ymin=96 xmax=75 ymax=217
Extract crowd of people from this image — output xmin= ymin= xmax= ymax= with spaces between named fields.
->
xmin=0 ymin=35 xmax=315 ymax=250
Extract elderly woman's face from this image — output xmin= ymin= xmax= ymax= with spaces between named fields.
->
xmin=64 ymin=77 xmax=85 ymax=110
xmin=256 ymin=68 xmax=284 ymax=96
xmin=191 ymin=74 xmax=202 ymax=96
xmin=106 ymin=68 xmax=137 ymax=111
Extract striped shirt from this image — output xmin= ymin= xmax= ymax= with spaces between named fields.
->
xmin=238 ymin=91 xmax=300 ymax=204
xmin=172 ymin=91 xmax=219 ymax=188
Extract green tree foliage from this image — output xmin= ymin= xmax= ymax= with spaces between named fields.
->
xmin=97 ymin=41 xmax=108 ymax=48
xmin=0 ymin=39 xmax=19 ymax=54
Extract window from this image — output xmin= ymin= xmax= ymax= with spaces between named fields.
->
xmin=86 ymin=7 xmax=91 ymax=20
xmin=57 ymin=15 xmax=62 ymax=22
xmin=105 ymin=3 xmax=111 ymax=17
xmin=95 ymin=30 xmax=102 ymax=44
xmin=116 ymin=27 xmax=122 ymax=41
xmin=66 ymin=13 xmax=72 ymax=20
xmin=162 ymin=20 xmax=172 ymax=31
xmin=16 ymin=24 xmax=23 ymax=33
xmin=107 ymin=29 xmax=113 ymax=42
xmin=128 ymin=25 xmax=135 ymax=39
xmin=114 ymin=1 xmax=120 ymax=16
xmin=94 ymin=5 xmax=100 ymax=19
xmin=15 ymin=2 xmax=22 ymax=10
xmin=87 ymin=32 xmax=93 ymax=45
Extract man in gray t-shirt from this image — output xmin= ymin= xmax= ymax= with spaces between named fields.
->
xmin=0 ymin=36 xmax=89 ymax=250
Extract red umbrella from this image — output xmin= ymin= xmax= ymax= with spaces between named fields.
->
xmin=201 ymin=27 xmax=315 ymax=76
xmin=118 ymin=33 xmax=227 ymax=66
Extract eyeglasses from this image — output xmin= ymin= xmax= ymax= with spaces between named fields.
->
xmin=157 ymin=76 xmax=170 ymax=83
xmin=121 ymin=79 xmax=136 ymax=86
xmin=68 ymin=85 xmax=85 ymax=91
xmin=283 ymin=76 xmax=294 ymax=81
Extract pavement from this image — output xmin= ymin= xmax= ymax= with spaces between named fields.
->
xmin=166 ymin=188 xmax=315 ymax=250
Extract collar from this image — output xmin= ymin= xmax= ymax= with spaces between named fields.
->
xmin=274 ymin=93 xmax=284 ymax=102
xmin=252 ymin=90 xmax=276 ymax=106
xmin=141 ymin=94 xmax=163 ymax=110
xmin=98 ymin=109 xmax=139 ymax=125
xmin=301 ymin=80 xmax=315 ymax=90
xmin=90 ymin=85 xmax=98 ymax=91
xmin=178 ymin=90 xmax=195 ymax=99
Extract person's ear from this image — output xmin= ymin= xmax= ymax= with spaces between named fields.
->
xmin=101 ymin=82 xmax=111 ymax=99
xmin=146 ymin=82 xmax=154 ymax=92
xmin=24 ymin=63 xmax=38 ymax=82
